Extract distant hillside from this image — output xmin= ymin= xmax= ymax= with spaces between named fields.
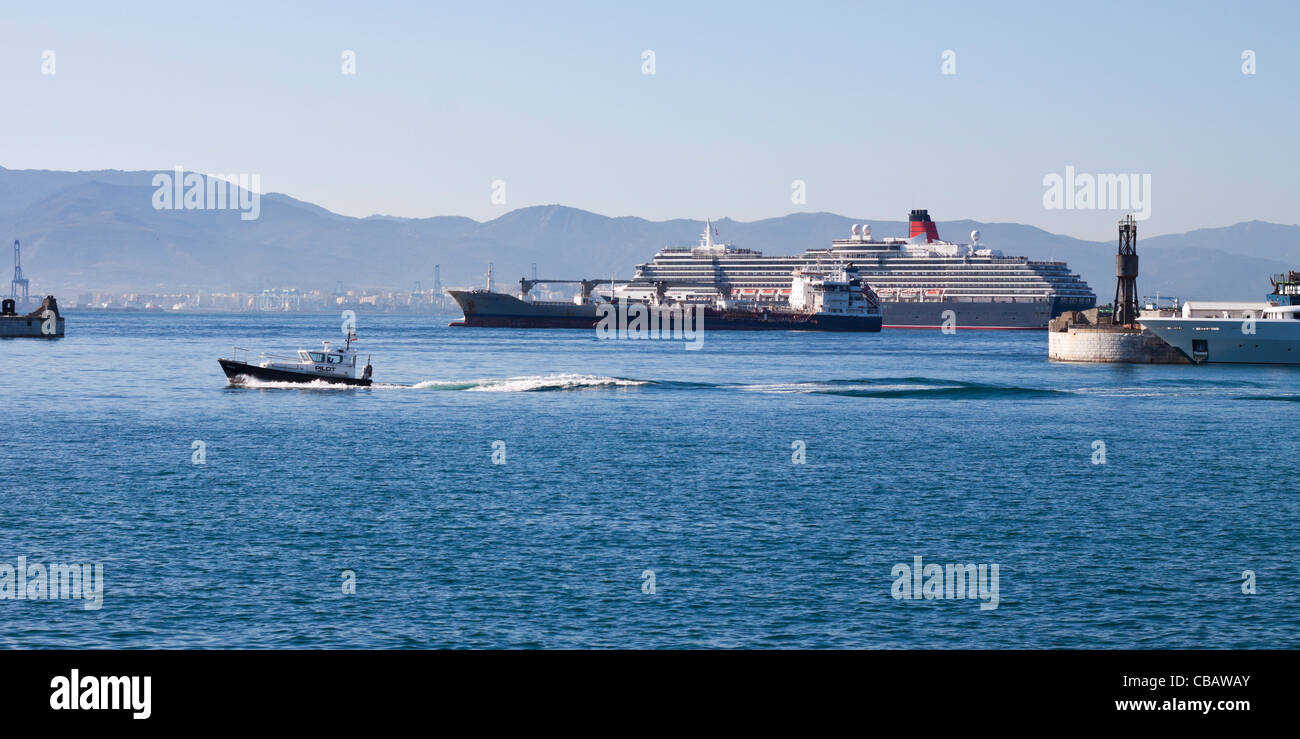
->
xmin=1 ymin=165 xmax=1296 ymax=300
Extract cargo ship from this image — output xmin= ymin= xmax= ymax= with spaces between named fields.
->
xmin=448 ymin=260 xmax=882 ymax=332
xmin=617 ymin=210 xmax=1095 ymax=329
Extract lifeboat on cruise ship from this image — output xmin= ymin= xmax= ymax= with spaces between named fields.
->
xmin=924 ymin=289 xmax=944 ymax=299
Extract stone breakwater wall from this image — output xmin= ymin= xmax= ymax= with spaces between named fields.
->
xmin=1047 ymin=308 xmax=1188 ymax=364
xmin=1048 ymin=326 xmax=1189 ymax=363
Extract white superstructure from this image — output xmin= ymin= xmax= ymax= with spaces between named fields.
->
xmin=787 ymin=266 xmax=880 ymax=318
xmin=1138 ymin=272 xmax=1300 ymax=364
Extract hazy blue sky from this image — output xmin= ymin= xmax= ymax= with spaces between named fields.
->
xmin=1 ymin=0 xmax=1295 ymax=239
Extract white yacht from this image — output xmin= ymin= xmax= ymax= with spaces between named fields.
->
xmin=1138 ymin=272 xmax=1300 ymax=364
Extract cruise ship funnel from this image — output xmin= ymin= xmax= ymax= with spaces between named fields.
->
xmin=908 ymin=209 xmax=941 ymax=244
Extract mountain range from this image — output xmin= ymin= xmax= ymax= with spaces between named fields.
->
xmin=3 ymin=165 xmax=1298 ymax=301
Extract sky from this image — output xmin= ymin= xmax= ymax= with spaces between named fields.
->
xmin=0 ymin=0 xmax=1296 ymax=240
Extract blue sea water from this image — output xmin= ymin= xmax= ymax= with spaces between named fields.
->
xmin=2 ymin=311 xmax=1297 ymax=649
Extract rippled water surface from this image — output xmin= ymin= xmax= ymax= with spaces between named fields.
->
xmin=2 ymin=311 xmax=1297 ymax=648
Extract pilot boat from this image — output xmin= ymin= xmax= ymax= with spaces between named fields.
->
xmin=219 ymin=329 xmax=373 ymax=386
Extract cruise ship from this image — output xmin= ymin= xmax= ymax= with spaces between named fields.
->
xmin=616 ymin=210 xmax=1096 ymax=329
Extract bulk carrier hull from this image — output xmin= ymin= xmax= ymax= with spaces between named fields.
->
xmin=447 ymin=290 xmax=881 ymax=331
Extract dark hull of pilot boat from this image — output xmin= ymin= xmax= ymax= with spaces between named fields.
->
xmin=218 ymin=359 xmax=372 ymax=386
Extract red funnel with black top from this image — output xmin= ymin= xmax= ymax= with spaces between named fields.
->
xmin=908 ymin=209 xmax=940 ymax=243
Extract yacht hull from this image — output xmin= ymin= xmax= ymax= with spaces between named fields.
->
xmin=1139 ymin=318 xmax=1300 ymax=364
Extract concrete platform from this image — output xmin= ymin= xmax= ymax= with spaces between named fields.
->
xmin=1048 ymin=309 xmax=1188 ymax=364
xmin=0 ymin=295 xmax=65 ymax=338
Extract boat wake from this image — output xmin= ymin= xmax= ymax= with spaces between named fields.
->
xmin=228 ymin=373 xmax=650 ymax=392
xmin=727 ymin=376 xmax=1065 ymax=399
xmin=406 ymin=374 xmax=652 ymax=392
xmin=230 ymin=373 xmax=1273 ymax=401
xmin=1235 ymin=394 xmax=1300 ymax=402
xmin=228 ymin=378 xmax=363 ymax=390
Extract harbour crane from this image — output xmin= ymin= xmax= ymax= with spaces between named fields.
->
xmin=11 ymin=240 xmax=29 ymax=304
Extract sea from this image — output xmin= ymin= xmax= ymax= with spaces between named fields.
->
xmin=2 ymin=311 xmax=1297 ymax=649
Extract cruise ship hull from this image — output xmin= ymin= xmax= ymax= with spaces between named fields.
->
xmin=448 ymin=291 xmax=881 ymax=331
xmin=880 ymin=299 xmax=1059 ymax=330
xmin=1138 ymin=317 xmax=1300 ymax=364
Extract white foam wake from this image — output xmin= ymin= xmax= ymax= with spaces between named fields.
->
xmin=464 ymin=374 xmax=650 ymax=392
xmin=730 ymin=381 xmax=935 ymax=394
xmin=229 ymin=378 xmax=361 ymax=390
xmin=228 ymin=374 xmax=650 ymax=392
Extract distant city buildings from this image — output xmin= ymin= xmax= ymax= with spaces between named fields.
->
xmin=72 ymin=285 xmax=464 ymax=313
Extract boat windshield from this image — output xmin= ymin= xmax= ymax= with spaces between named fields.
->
xmin=308 ymin=352 xmax=325 ymax=362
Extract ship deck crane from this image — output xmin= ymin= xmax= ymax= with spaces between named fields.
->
xmin=518 ymin=278 xmax=628 ymax=300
